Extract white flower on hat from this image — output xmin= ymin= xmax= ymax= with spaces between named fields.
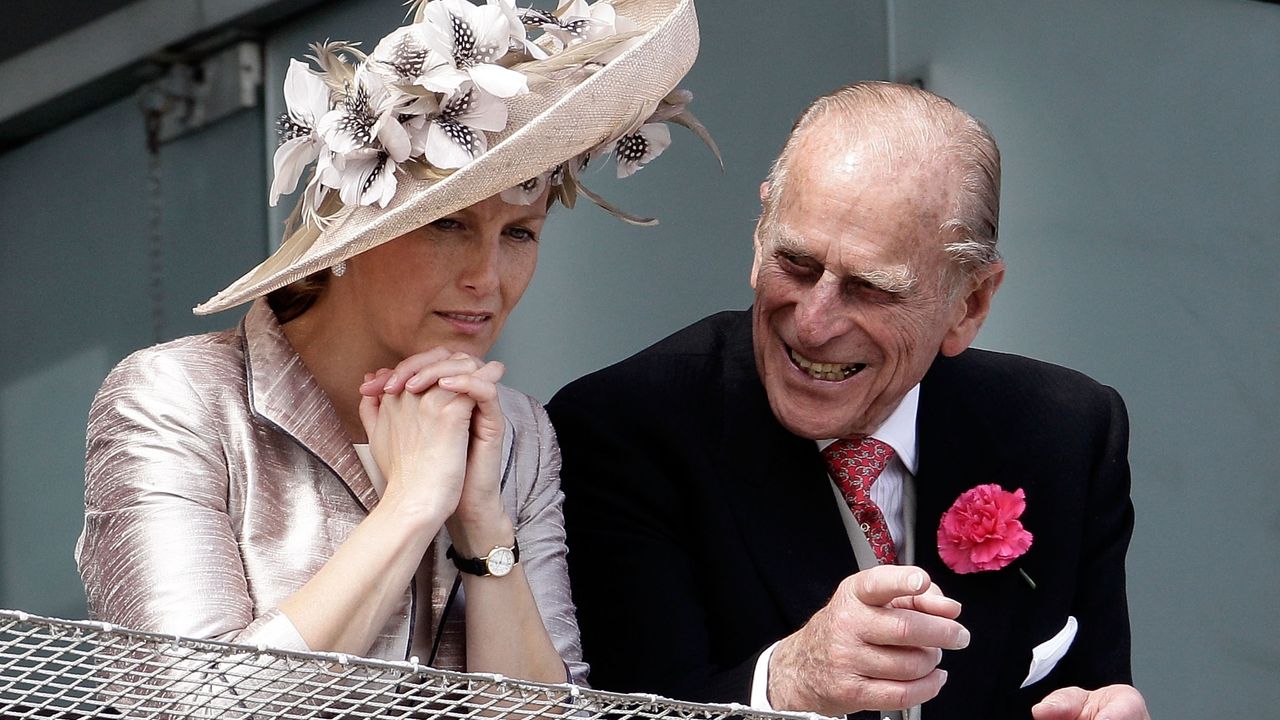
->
xmin=317 ymin=66 xmax=413 ymax=162
xmin=599 ymin=123 xmax=672 ymax=179
xmin=564 ymin=0 xmax=636 ymax=42
xmin=370 ymin=23 xmax=435 ymax=83
xmin=329 ymin=150 xmax=400 ymax=208
xmin=424 ymin=84 xmax=508 ymax=169
xmin=418 ymin=0 xmax=529 ymax=99
xmin=519 ymin=0 xmax=629 ymax=49
xmin=269 ymin=59 xmax=333 ymax=206
xmin=500 ymin=171 xmax=551 ymax=206
xmin=262 ymin=0 xmax=710 ymax=228
xmin=593 ymin=88 xmax=714 ymax=179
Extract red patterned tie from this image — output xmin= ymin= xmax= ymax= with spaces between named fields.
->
xmin=822 ymin=438 xmax=898 ymax=565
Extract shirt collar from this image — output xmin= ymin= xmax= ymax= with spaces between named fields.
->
xmin=817 ymin=383 xmax=920 ymax=475
xmin=871 ymin=384 xmax=919 ymax=475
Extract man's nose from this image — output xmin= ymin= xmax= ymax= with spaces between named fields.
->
xmin=459 ymin=236 xmax=502 ymax=294
xmin=794 ymin=277 xmax=854 ymax=347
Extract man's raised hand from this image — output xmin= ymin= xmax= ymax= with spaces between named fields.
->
xmin=766 ymin=565 xmax=969 ymax=716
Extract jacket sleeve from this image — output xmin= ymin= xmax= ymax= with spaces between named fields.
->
xmin=75 ymin=346 xmax=308 ymax=651
xmin=1058 ymin=384 xmax=1135 ymax=688
xmin=548 ymin=383 xmax=762 ymax=704
xmin=504 ymin=390 xmax=589 ymax=684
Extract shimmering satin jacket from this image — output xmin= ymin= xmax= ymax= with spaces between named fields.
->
xmin=76 ymin=300 xmax=586 ymax=682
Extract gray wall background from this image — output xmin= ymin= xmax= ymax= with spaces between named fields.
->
xmin=889 ymin=3 xmax=1280 ymax=716
xmin=0 ymin=1 xmax=1276 ymax=717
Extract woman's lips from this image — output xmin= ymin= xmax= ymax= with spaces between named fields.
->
xmin=435 ymin=311 xmax=493 ymax=334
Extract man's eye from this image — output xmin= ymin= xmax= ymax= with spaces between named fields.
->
xmin=778 ymin=252 xmax=816 ymax=275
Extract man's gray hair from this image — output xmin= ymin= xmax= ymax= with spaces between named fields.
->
xmin=761 ymin=82 xmax=1002 ymax=277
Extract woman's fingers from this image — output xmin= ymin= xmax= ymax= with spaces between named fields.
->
xmin=437 ymin=361 xmax=505 ymax=404
xmin=438 ymin=362 xmax=506 ymax=440
xmin=472 ymin=360 xmax=505 ymax=384
xmin=360 ymin=350 xmax=496 ymax=398
xmin=367 ymin=389 xmax=474 ymax=509
xmin=398 ymin=357 xmax=483 ymax=396
xmin=367 ymin=347 xmax=461 ymax=395
xmin=358 ymin=367 xmax=395 ymax=396
xmin=440 ymin=364 xmax=509 ymax=529
xmin=357 ymin=393 xmax=381 ymax=440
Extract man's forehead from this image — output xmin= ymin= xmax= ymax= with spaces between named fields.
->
xmin=780 ymin=148 xmax=954 ymax=236
xmin=792 ymin=124 xmax=956 ymax=182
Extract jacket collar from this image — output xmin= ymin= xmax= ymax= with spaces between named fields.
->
xmin=241 ymin=300 xmax=377 ymax=511
xmin=914 ymin=351 xmax=1020 ymax=710
xmin=717 ymin=310 xmax=859 ymax=630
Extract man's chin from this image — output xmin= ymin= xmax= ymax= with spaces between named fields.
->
xmin=769 ymin=400 xmax=871 ymax=441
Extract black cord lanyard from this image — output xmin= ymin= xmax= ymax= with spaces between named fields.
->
xmin=426 ymin=574 xmax=463 ymax=667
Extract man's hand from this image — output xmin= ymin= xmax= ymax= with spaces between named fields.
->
xmin=766 ymin=565 xmax=970 ymax=716
xmin=1033 ymin=685 xmax=1150 ymax=720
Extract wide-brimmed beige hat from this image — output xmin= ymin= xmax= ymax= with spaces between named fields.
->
xmin=195 ymin=0 xmax=703 ymax=315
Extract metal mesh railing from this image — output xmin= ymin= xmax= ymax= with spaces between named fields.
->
xmin=0 ymin=609 xmax=824 ymax=720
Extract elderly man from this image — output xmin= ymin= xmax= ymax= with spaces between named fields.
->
xmin=547 ymin=83 xmax=1149 ymax=719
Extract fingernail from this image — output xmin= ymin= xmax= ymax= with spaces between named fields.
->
xmin=439 ymin=376 xmax=457 ymax=386
xmin=957 ymin=627 xmax=971 ymax=648
xmin=383 ymin=373 xmax=399 ymax=391
xmin=938 ymin=669 xmax=948 ymax=685
xmin=910 ymin=571 xmax=925 ymax=592
xmin=363 ymin=373 xmax=373 ymax=383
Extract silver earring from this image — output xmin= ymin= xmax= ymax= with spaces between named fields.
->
xmin=331 ymin=261 xmax=347 ymax=277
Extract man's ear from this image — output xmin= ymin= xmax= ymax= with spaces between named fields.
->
xmin=750 ymin=182 xmax=771 ymax=289
xmin=940 ymin=261 xmax=1005 ymax=357
xmin=749 ymin=225 xmax=765 ymax=290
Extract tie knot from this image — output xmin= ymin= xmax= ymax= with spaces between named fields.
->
xmin=821 ymin=437 xmax=896 ymax=488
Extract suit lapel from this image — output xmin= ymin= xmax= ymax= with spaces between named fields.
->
xmin=241 ymin=301 xmax=377 ymax=511
xmin=914 ymin=353 xmax=1023 ymax=711
xmin=717 ymin=313 xmax=857 ymax=630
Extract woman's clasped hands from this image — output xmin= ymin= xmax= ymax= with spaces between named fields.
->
xmin=357 ymin=347 xmax=510 ymax=542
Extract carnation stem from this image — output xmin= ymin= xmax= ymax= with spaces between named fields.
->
xmin=1018 ymin=567 xmax=1037 ymax=590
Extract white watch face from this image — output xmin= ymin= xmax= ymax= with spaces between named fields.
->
xmin=485 ymin=546 xmax=516 ymax=577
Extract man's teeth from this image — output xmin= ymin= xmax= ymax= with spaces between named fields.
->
xmin=443 ymin=313 xmax=487 ymax=322
xmin=789 ymin=347 xmax=863 ymax=381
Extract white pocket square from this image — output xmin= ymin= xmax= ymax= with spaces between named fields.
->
xmin=1020 ymin=615 xmax=1078 ymax=689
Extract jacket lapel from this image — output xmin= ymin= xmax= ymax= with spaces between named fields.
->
xmin=718 ymin=312 xmax=857 ymax=630
xmin=914 ymin=353 xmax=1023 ymax=711
xmin=241 ymin=301 xmax=377 ymax=511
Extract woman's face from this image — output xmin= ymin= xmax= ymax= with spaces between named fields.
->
xmin=332 ymin=191 xmax=547 ymax=362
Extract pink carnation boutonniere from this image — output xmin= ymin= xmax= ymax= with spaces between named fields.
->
xmin=937 ymin=484 xmax=1036 ymax=588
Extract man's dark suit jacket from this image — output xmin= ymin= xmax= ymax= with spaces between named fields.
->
xmin=547 ymin=310 xmax=1134 ymax=719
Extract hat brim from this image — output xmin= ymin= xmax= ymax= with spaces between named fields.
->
xmin=195 ymin=0 xmax=698 ymax=315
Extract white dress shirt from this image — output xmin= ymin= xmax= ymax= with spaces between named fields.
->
xmin=749 ymin=385 xmax=921 ymax=716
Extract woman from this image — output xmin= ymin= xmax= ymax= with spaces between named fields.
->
xmin=75 ymin=0 xmax=708 ymax=685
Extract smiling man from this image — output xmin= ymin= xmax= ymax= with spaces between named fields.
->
xmin=547 ymin=83 xmax=1149 ymax=720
